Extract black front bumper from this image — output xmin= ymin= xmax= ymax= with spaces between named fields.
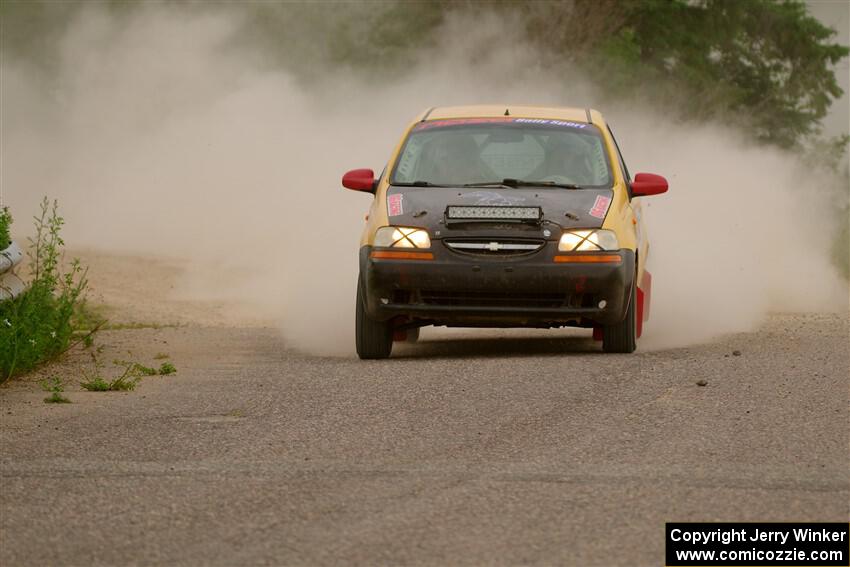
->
xmin=360 ymin=243 xmax=635 ymax=327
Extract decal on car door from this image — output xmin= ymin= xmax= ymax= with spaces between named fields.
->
xmin=387 ymin=193 xmax=404 ymax=216
xmin=589 ymin=195 xmax=611 ymax=219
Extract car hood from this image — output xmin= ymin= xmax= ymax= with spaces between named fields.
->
xmin=385 ymin=185 xmax=614 ymax=241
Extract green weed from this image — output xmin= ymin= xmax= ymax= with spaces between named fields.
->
xmin=137 ymin=364 xmax=158 ymax=376
xmin=1 ymin=199 xmax=91 ymax=382
xmin=0 ymin=207 xmax=11 ymax=251
xmin=80 ymin=367 xmax=140 ymax=392
xmin=79 ymin=375 xmax=110 ymax=392
xmin=41 ymin=376 xmax=70 ymax=404
xmin=80 ymin=355 xmax=146 ymax=392
xmin=158 ymin=361 xmax=177 ymax=375
xmin=113 ymin=360 xmax=157 ymax=376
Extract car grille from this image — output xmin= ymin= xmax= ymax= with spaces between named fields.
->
xmin=443 ymin=238 xmax=545 ymax=256
xmin=391 ymin=290 xmax=599 ymax=310
xmin=420 ymin=290 xmax=568 ymax=309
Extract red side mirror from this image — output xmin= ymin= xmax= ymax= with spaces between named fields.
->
xmin=631 ymin=173 xmax=668 ymax=197
xmin=342 ymin=168 xmax=376 ymax=193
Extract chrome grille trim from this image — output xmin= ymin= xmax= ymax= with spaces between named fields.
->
xmin=446 ymin=242 xmax=541 ymax=251
xmin=443 ymin=238 xmax=546 ymax=255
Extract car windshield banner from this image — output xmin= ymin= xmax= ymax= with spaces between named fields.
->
xmin=413 ymin=117 xmax=589 ymax=131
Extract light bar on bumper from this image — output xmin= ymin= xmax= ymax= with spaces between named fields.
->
xmin=446 ymin=205 xmax=542 ymax=221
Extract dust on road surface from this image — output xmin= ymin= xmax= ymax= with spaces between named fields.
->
xmin=1 ymin=251 xmax=848 ymax=566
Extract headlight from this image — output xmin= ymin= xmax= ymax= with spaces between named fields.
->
xmin=558 ymin=229 xmax=619 ymax=252
xmin=374 ymin=226 xmax=431 ymax=249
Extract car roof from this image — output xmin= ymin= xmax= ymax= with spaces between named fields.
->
xmin=422 ymin=105 xmax=597 ymax=124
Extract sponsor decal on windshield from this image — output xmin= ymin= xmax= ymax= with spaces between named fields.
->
xmin=589 ymin=195 xmax=611 ymax=219
xmin=414 ymin=117 xmax=589 ymax=131
xmin=513 ymin=118 xmax=588 ymax=129
xmin=387 ymin=193 xmax=404 ymax=216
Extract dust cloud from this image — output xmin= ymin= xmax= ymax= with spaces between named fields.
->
xmin=2 ymin=5 xmax=846 ymax=354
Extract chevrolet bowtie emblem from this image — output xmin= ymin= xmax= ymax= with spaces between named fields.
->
xmin=487 ymin=242 xmax=500 ymax=251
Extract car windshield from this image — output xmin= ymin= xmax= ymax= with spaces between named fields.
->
xmin=391 ymin=118 xmax=613 ymax=188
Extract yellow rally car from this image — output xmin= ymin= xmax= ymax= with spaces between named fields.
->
xmin=343 ymin=105 xmax=668 ymax=359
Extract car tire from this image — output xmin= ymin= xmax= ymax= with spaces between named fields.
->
xmin=602 ymin=277 xmax=637 ymax=353
xmin=356 ymin=274 xmax=393 ymax=359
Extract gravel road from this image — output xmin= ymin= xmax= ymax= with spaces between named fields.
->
xmin=1 ymin=314 xmax=847 ymax=566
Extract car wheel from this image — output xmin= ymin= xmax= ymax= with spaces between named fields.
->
xmin=602 ymin=277 xmax=637 ymax=353
xmin=356 ymin=274 xmax=393 ymax=359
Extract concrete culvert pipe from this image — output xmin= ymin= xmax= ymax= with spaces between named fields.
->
xmin=0 ymin=241 xmax=25 ymax=301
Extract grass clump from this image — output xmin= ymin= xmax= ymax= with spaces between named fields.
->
xmin=1 ymin=198 xmax=93 ymax=382
xmin=113 ymin=359 xmax=157 ymax=376
xmin=79 ymin=375 xmax=111 ymax=392
xmin=41 ymin=376 xmax=71 ymax=404
xmin=80 ymin=356 xmax=146 ymax=392
xmin=158 ymin=361 xmax=177 ymax=375
xmin=79 ymin=349 xmax=173 ymax=391
xmin=138 ymin=363 xmax=159 ymax=376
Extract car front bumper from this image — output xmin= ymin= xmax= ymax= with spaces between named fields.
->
xmin=359 ymin=243 xmax=635 ymax=327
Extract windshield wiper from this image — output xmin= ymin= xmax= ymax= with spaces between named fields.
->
xmin=463 ymin=179 xmax=583 ymax=189
xmin=510 ymin=179 xmax=583 ymax=189
xmin=393 ymin=180 xmax=450 ymax=187
xmin=461 ymin=180 xmax=518 ymax=188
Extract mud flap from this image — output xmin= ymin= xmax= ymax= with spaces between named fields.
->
xmin=636 ymin=270 xmax=652 ymax=338
xmin=391 ymin=316 xmax=410 ymax=342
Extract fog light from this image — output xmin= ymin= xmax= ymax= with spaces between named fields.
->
xmin=598 ymin=300 xmax=607 ymax=309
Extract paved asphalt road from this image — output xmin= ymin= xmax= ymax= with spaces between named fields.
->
xmin=1 ymin=313 xmax=847 ymax=566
